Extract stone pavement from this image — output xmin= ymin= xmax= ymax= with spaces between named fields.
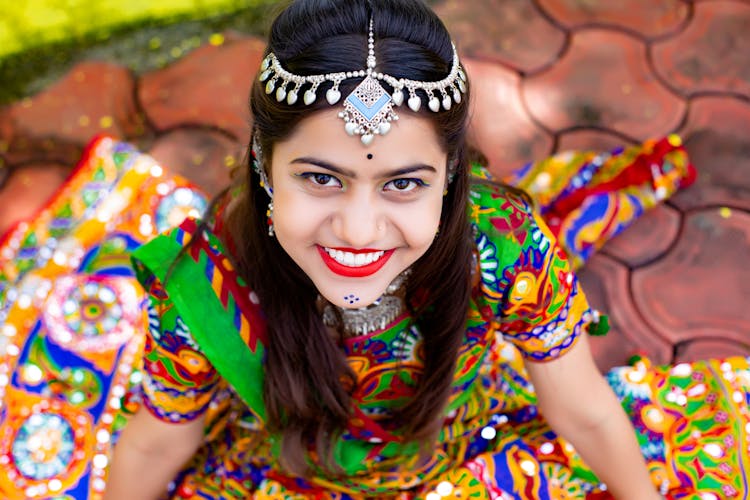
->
xmin=1 ymin=0 xmax=748 ymax=372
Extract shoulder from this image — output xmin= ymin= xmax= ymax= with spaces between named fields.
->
xmin=469 ymin=181 xmax=534 ymax=233
xmin=466 ymin=175 xmax=595 ymax=362
xmin=468 ymin=177 xmax=542 ymax=285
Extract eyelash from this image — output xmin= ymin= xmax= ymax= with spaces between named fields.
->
xmin=298 ymin=173 xmax=428 ymax=193
xmin=384 ymin=178 xmax=427 ymax=192
xmin=300 ymin=172 xmax=340 ymax=187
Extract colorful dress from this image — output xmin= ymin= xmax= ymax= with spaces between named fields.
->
xmin=0 ymin=136 xmax=208 ymax=499
xmin=1 ymin=135 xmax=748 ymax=499
xmin=130 ymin=137 xmax=750 ymax=499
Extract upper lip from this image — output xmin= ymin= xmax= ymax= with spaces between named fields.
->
xmin=317 ymin=245 xmax=393 ymax=277
xmin=322 ymin=246 xmax=387 ymax=253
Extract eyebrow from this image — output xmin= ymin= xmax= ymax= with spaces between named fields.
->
xmin=290 ymin=157 xmax=438 ymax=178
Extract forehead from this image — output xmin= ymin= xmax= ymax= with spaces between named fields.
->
xmin=271 ymin=109 xmax=447 ymax=173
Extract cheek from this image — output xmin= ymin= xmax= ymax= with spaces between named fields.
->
xmin=395 ymin=197 xmax=443 ymax=248
xmin=272 ymin=192 xmax=323 ymax=244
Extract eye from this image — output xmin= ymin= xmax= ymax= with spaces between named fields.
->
xmin=300 ymin=172 xmax=341 ymax=187
xmin=384 ymin=178 xmax=425 ymax=192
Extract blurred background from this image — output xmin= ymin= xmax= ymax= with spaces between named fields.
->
xmin=1 ymin=0 xmax=749 ymax=373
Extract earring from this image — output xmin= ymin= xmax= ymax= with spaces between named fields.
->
xmin=444 ymin=157 xmax=457 ymax=196
xmin=252 ymin=133 xmax=275 ymax=238
xmin=267 ymin=201 xmax=275 ymax=237
xmin=252 ymin=133 xmax=273 ymax=198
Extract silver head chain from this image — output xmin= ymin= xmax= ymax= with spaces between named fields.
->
xmin=258 ymin=18 xmax=467 ymax=146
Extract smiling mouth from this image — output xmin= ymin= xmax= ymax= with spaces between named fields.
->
xmin=317 ymin=246 xmax=394 ymax=277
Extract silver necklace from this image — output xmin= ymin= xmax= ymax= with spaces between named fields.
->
xmin=321 ymin=270 xmax=410 ymax=337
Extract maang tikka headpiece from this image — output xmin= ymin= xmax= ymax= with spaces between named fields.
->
xmin=258 ymin=18 xmax=467 ymax=146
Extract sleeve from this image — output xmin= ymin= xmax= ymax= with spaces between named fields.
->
xmin=471 ymin=185 xmax=602 ymax=362
xmin=131 ymin=217 xmax=270 ymax=424
xmin=138 ymin=270 xmax=220 ymax=423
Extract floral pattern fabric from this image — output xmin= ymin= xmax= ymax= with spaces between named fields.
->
xmin=3 ymin=135 xmax=747 ymax=499
xmin=133 ymin=179 xmax=597 ymax=498
xmin=130 ymin=139 xmax=748 ymax=498
xmin=0 ymin=136 xmax=208 ymax=500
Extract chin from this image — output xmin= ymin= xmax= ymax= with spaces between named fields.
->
xmin=318 ymin=284 xmax=390 ymax=309
xmin=311 ymin=251 xmax=415 ymax=309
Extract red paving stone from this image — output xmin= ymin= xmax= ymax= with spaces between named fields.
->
xmin=0 ymin=134 xmax=84 ymax=168
xmin=435 ymin=0 xmax=566 ymax=73
xmin=601 ymin=204 xmax=683 ymax=268
xmin=536 ymin=0 xmax=690 ymax=39
xmin=672 ymin=95 xmax=750 ymax=211
xmin=0 ymin=162 xmax=70 ymax=237
xmin=148 ymin=128 xmax=242 ymax=198
xmin=0 ymin=61 xmax=143 ymax=165
xmin=464 ymin=59 xmax=553 ymax=179
xmin=674 ymin=338 xmax=750 ymax=363
xmin=577 ymin=254 xmax=673 ymax=370
xmin=555 ymin=129 xmax=636 ymax=153
xmin=523 ymin=30 xmax=686 ymax=141
xmin=139 ymin=36 xmax=266 ymax=143
xmin=632 ymin=208 xmax=750 ymax=347
xmin=2 ymin=1 xmax=749 ymax=369
xmin=651 ymin=0 xmax=750 ymax=98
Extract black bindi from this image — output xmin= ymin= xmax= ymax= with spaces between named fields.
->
xmin=367 ymin=153 xmax=374 ymax=160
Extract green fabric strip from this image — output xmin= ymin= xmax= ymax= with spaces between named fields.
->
xmin=131 ymin=231 xmax=267 ymax=423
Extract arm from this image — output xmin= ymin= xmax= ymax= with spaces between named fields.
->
xmin=104 ymin=407 xmax=205 ymax=500
xmin=525 ymin=334 xmax=660 ymax=500
xmin=476 ymin=189 xmax=661 ymax=497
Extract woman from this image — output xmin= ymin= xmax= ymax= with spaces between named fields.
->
xmin=105 ymin=1 xmax=719 ymax=498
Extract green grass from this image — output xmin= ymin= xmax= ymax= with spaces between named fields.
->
xmin=0 ymin=0 xmax=441 ymax=106
xmin=0 ymin=0 xmax=283 ymax=105
xmin=0 ymin=0 xmax=267 ymax=60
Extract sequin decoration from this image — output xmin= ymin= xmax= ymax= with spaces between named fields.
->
xmin=3 ymin=135 xmax=741 ymax=500
xmin=131 ymin=138 xmax=747 ymax=499
xmin=11 ymin=413 xmax=75 ymax=480
xmin=0 ymin=135 xmax=206 ymax=499
xmin=0 ymin=388 xmax=95 ymax=498
xmin=154 ymin=187 xmax=208 ymax=233
xmin=43 ymin=276 xmax=140 ymax=353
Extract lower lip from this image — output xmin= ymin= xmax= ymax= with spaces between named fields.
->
xmin=317 ymin=246 xmax=394 ymax=278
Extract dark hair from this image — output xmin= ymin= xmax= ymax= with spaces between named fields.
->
xmin=221 ymin=0 xmax=473 ymax=474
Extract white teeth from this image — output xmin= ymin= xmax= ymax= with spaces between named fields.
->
xmin=343 ymin=252 xmax=355 ymax=266
xmin=325 ymin=248 xmax=386 ymax=267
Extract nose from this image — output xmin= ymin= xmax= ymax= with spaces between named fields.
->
xmin=331 ymin=191 xmax=385 ymax=248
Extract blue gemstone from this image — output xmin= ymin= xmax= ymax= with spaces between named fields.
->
xmin=346 ymin=92 xmax=392 ymax=122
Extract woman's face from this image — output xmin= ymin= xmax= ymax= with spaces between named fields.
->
xmin=270 ymin=109 xmax=448 ymax=309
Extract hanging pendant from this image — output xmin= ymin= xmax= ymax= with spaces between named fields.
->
xmin=340 ymin=75 xmax=397 ymax=146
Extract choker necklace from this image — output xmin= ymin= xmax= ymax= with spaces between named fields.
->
xmin=321 ymin=270 xmax=410 ymax=337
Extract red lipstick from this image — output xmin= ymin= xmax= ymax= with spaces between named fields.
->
xmin=317 ymin=246 xmax=394 ymax=278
